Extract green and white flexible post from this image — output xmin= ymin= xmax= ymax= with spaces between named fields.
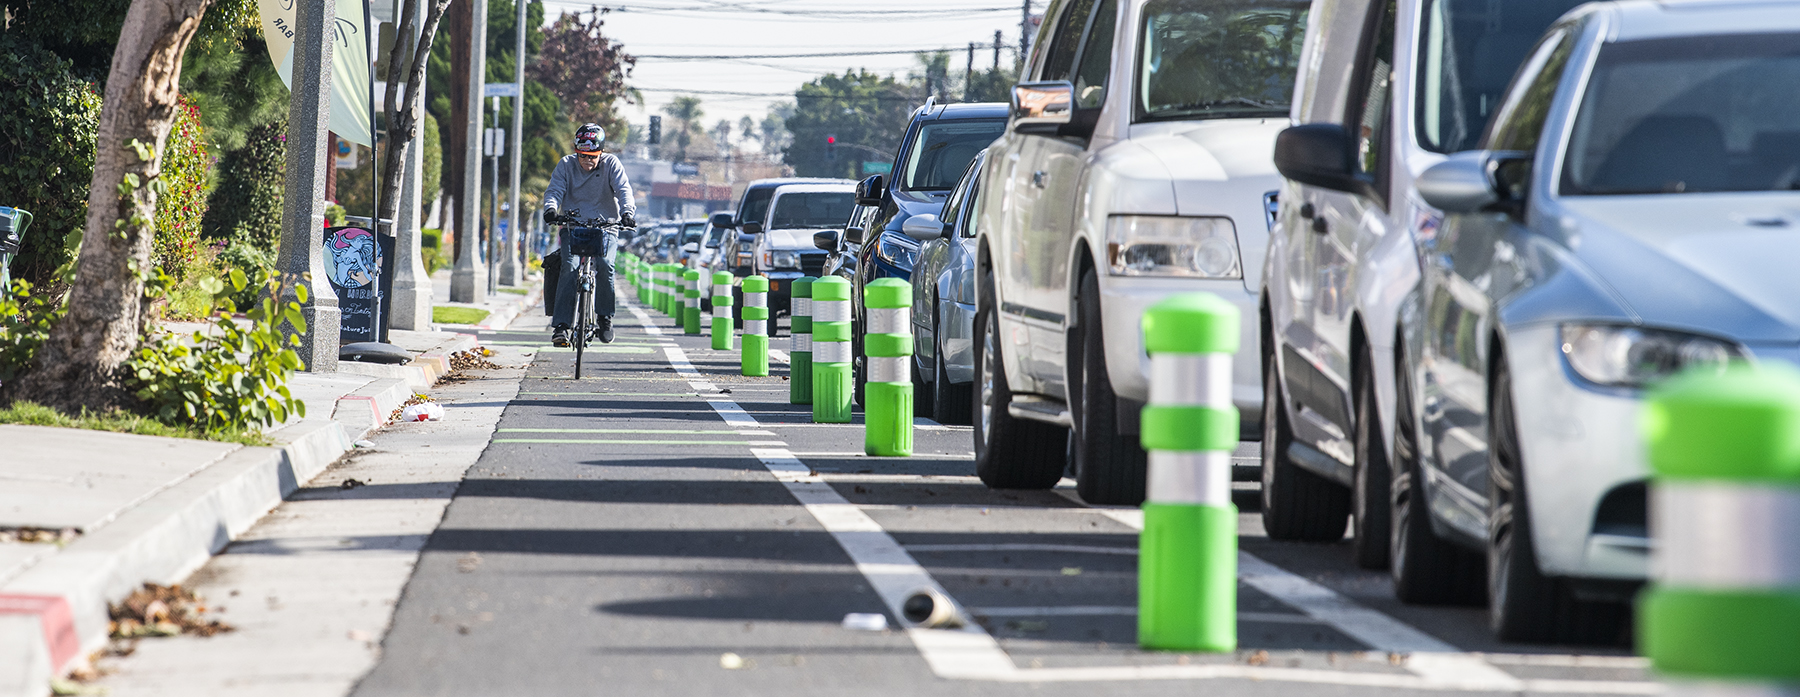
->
xmin=683 ymin=269 xmax=702 ymax=334
xmin=661 ymin=265 xmax=676 ymax=316
xmin=811 ymin=276 xmax=853 ymax=423
xmin=741 ymin=276 xmax=769 ymax=376
xmin=652 ymin=264 xmax=666 ymax=314
xmin=1641 ymin=364 xmax=1800 ymax=693
xmin=1137 ymin=293 xmax=1240 ymax=653
xmin=862 ymin=278 xmax=913 ymax=456
xmin=711 ymin=271 xmax=735 ymax=351
xmin=790 ymin=277 xmax=816 ymax=405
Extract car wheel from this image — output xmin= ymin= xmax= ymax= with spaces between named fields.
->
xmin=1352 ymin=356 xmax=1393 ymax=570
xmin=912 ymin=348 xmax=934 ymax=418
xmin=1260 ymin=326 xmax=1351 ymax=541
xmin=1390 ymin=355 xmax=1485 ymax=604
xmin=1487 ymin=361 xmax=1629 ymax=643
xmin=932 ymin=309 xmax=973 ymax=425
xmin=853 ymin=317 xmax=867 ymax=407
xmin=1072 ymin=269 xmax=1146 ymax=505
xmin=973 ymin=270 xmax=1066 ymax=489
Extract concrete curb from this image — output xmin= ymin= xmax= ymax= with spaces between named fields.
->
xmin=474 ymin=282 xmax=543 ymax=330
xmin=0 ymin=420 xmax=351 ymax=697
xmin=331 ymin=378 xmax=413 ymax=440
xmin=338 ymin=332 xmax=479 ymax=391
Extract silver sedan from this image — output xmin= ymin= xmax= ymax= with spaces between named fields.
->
xmin=902 ymin=151 xmax=986 ymax=426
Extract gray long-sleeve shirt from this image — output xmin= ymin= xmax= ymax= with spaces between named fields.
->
xmin=542 ymin=153 xmax=636 ymax=223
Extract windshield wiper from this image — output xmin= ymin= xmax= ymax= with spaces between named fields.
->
xmin=1162 ymin=97 xmax=1283 ymax=111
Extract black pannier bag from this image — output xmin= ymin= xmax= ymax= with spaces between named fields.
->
xmin=542 ymin=248 xmax=561 ymax=317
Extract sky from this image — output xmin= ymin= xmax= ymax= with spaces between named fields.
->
xmin=534 ymin=0 xmax=1044 ymax=139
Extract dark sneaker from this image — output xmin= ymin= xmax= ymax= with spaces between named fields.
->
xmin=552 ymin=327 xmax=571 ymax=347
xmin=599 ymin=316 xmax=615 ymax=343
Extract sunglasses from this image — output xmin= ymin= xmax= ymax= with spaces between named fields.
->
xmin=576 ymin=152 xmax=601 ymax=160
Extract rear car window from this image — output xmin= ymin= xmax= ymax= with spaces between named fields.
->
xmin=1416 ymin=0 xmax=1588 ymax=153
xmin=769 ymin=192 xmax=856 ymax=229
xmin=900 ymin=120 xmax=1007 ymax=191
xmin=1136 ymin=0 xmax=1308 ymax=122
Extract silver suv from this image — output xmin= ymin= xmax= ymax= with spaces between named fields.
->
xmin=970 ymin=0 xmax=1308 ymax=504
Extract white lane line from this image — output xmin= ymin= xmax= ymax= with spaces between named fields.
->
xmin=785 ymin=451 xmax=976 ymax=460
xmin=648 ymin=324 xmax=1657 ymax=692
xmin=970 ymin=607 xmax=1324 ymax=625
xmin=907 ymin=544 xmax=1138 ymax=556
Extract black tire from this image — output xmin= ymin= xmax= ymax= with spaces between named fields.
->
xmin=1389 ymin=356 xmax=1485 ymax=604
xmin=853 ymin=317 xmax=867 ymax=407
xmin=1488 ymin=362 xmax=1629 ymax=643
xmin=1352 ymin=358 xmax=1393 ymax=570
xmin=973 ymin=271 xmax=1066 ymax=490
xmin=1071 ymin=269 xmax=1147 ymax=505
xmin=573 ymin=272 xmax=590 ymax=380
xmin=932 ymin=310 xmax=973 ymax=426
xmin=1260 ymin=334 xmax=1351 ymax=541
xmin=912 ymin=346 xmax=934 ymax=418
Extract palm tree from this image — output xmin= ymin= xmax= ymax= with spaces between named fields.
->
xmin=912 ymin=51 xmax=952 ymax=102
xmin=738 ymin=115 xmax=757 ymax=151
xmin=663 ymin=96 xmax=705 ymax=162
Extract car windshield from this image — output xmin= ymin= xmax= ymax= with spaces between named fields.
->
xmin=1562 ymin=33 xmax=1800 ymax=196
xmin=739 ymin=188 xmax=774 ymax=227
xmin=901 ymin=120 xmax=1006 ymax=191
xmin=1416 ymin=0 xmax=1588 ymax=153
xmin=681 ymin=222 xmax=705 ymax=244
xmin=1136 ymin=0 xmax=1308 ymax=122
xmin=769 ymin=192 xmax=856 ymax=229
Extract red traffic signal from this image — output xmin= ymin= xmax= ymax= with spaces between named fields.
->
xmin=826 ymin=135 xmax=837 ymax=144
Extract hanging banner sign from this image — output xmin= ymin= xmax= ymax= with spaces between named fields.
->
xmin=259 ymin=0 xmax=374 ymax=146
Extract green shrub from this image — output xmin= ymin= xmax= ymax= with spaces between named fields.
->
xmin=213 ymin=239 xmax=275 ymax=313
xmin=125 ymin=268 xmax=307 ymax=432
xmin=0 ymin=279 xmax=66 ymax=384
xmin=422 ymin=113 xmax=443 ymax=203
xmin=420 ymin=227 xmax=444 ymax=273
xmin=324 ymin=202 xmax=346 ymax=227
xmin=201 ymin=119 xmax=285 ymax=247
xmin=0 ymin=34 xmax=102 ymax=286
xmin=152 ymin=96 xmax=211 ymax=281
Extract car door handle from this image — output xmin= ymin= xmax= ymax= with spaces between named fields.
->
xmin=1031 ymin=170 xmax=1048 ymax=188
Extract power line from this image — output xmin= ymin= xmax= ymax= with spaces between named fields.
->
xmin=636 ymin=48 xmax=970 ymax=60
xmin=539 ymin=1 xmax=1013 ymax=17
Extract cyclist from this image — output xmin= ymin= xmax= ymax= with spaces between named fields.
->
xmin=543 ymin=123 xmax=636 ymax=346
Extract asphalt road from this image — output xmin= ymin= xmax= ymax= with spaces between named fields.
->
xmin=350 ymin=290 xmax=1654 ymax=696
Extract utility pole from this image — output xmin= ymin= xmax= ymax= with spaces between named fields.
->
xmin=502 ymin=0 xmax=525 ymax=285
xmin=486 ymin=95 xmax=501 ymax=294
xmin=994 ymin=30 xmax=1003 ymax=71
xmin=965 ymin=42 xmax=975 ymax=102
xmin=277 ymin=0 xmax=340 ymax=370
xmin=1019 ymin=0 xmax=1031 ymax=71
xmin=451 ymin=0 xmax=488 ymax=304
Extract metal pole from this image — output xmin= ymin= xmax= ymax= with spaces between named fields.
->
xmin=277 ymin=0 xmax=341 ymax=371
xmin=487 ymin=95 xmax=500 ymax=294
xmin=966 ymin=42 xmax=975 ymax=102
xmin=503 ymin=0 xmax=525 ymax=285
xmin=994 ymin=30 xmax=1003 ymax=71
xmin=450 ymin=0 xmax=487 ymax=303
xmin=1020 ymin=0 xmax=1030 ymax=71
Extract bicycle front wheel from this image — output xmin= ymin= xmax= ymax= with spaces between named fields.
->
xmin=574 ymin=272 xmax=591 ymax=380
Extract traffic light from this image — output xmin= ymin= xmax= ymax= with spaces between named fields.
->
xmin=649 ymin=115 xmax=662 ymax=145
xmin=826 ymin=134 xmax=837 ymax=161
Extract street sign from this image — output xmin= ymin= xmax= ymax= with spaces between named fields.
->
xmin=482 ymin=82 xmax=521 ymax=98
xmin=862 ymin=161 xmax=892 ymax=176
xmin=672 ymin=162 xmax=701 ymax=176
xmin=483 ymin=128 xmax=507 ymax=157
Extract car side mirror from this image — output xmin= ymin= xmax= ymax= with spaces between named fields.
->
xmin=856 ymin=175 xmax=886 ymax=207
xmin=813 ymin=230 xmax=841 ymax=251
xmin=1273 ymin=124 xmax=1372 ymax=198
xmin=1416 ymin=152 xmax=1499 ymax=213
xmin=683 ymin=242 xmax=700 ymax=253
xmin=709 ymin=211 xmax=735 ymax=229
xmin=741 ymin=221 xmax=763 ymax=235
xmin=1011 ymin=81 xmax=1074 ymax=136
xmin=844 ymin=226 xmax=864 ymax=245
xmin=901 ymin=213 xmax=944 ymax=241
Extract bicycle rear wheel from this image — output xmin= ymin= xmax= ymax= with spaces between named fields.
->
xmin=574 ymin=264 xmax=591 ymax=380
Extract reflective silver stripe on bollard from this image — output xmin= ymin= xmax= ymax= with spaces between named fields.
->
xmin=812 ymin=298 xmax=851 ymax=364
xmin=745 ymin=289 xmax=768 ymax=336
xmin=792 ymin=297 xmax=813 ymax=351
xmin=1146 ymin=353 xmax=1234 ymax=506
xmin=687 ymin=276 xmax=700 ymax=310
xmin=714 ymin=283 xmax=733 ymax=318
xmin=867 ymin=356 xmax=907 ymax=383
xmin=866 ymin=306 xmax=906 ymax=335
xmin=1655 ymin=485 xmax=1800 ymax=589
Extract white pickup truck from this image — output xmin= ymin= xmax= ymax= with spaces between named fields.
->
xmin=969 ymin=0 xmax=1308 ymax=504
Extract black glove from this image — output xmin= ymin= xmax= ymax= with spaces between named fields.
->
xmin=620 ymin=215 xmax=637 ymax=229
xmin=545 ymin=209 xmax=564 ymax=224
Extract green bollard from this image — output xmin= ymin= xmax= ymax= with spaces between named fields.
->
xmin=789 ymin=277 xmax=815 ymax=404
xmin=862 ymin=278 xmax=913 ymax=456
xmin=811 ymin=276 xmax=853 ymax=423
xmin=659 ymin=265 xmax=674 ymax=316
xmin=651 ymin=264 xmax=665 ymax=313
xmin=712 ymin=271 xmax=735 ymax=350
xmin=741 ymin=276 xmax=769 ymax=376
xmin=637 ymin=258 xmax=649 ymax=305
xmin=1137 ymin=293 xmax=1240 ymax=653
xmin=683 ymin=269 xmax=702 ymax=334
xmin=1641 ymin=364 xmax=1800 ymax=692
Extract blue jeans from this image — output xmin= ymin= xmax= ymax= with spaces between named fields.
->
xmin=552 ymin=229 xmax=616 ymax=328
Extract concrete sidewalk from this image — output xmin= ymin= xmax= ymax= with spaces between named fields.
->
xmin=3 ymin=280 xmax=538 ymax=697
xmin=427 ymin=269 xmax=543 ymax=332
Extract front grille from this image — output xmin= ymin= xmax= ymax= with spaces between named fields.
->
xmin=801 ymin=251 xmax=827 ymax=277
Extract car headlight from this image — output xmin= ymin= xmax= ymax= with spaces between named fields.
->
xmin=761 ymin=250 xmax=800 ymax=269
xmin=1106 ymin=216 xmax=1241 ymax=278
xmin=876 ymin=235 xmax=919 ymax=270
xmin=1561 ymin=324 xmax=1744 ymax=387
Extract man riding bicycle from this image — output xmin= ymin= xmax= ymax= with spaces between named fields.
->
xmin=543 ymin=123 xmax=635 ymax=347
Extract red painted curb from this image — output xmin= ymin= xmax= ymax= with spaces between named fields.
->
xmin=338 ymin=394 xmax=381 ymax=421
xmin=0 ymin=593 xmax=79 ymax=672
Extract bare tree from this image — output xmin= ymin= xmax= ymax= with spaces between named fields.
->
xmin=8 ymin=0 xmax=213 ymax=409
xmin=377 ymin=0 xmax=455 ymax=222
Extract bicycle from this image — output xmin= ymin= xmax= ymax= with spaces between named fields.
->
xmin=552 ymin=212 xmax=629 ymax=380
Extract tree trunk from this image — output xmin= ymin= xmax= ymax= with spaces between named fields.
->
xmin=377 ymin=0 xmax=454 ymax=223
xmin=7 ymin=0 xmax=211 ymax=411
xmin=447 ymin=0 xmax=470 ymax=262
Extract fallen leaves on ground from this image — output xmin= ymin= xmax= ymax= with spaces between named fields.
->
xmin=0 ymin=527 xmax=80 ymax=544
xmin=388 ymin=393 xmax=435 ymax=422
xmin=108 ymin=583 xmax=232 ymax=638
xmin=440 ymin=349 xmax=502 ymax=383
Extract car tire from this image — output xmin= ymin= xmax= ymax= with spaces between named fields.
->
xmin=1352 ymin=358 xmax=1393 ymax=570
xmin=1487 ymin=361 xmax=1629 ymax=643
xmin=1071 ymin=269 xmax=1146 ymax=506
xmin=973 ymin=271 xmax=1066 ymax=490
xmin=1390 ymin=357 xmax=1485 ymax=605
xmin=853 ymin=317 xmax=867 ymax=407
xmin=912 ymin=349 xmax=934 ymax=418
xmin=1260 ymin=334 xmax=1351 ymax=541
xmin=932 ymin=309 xmax=973 ymax=425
